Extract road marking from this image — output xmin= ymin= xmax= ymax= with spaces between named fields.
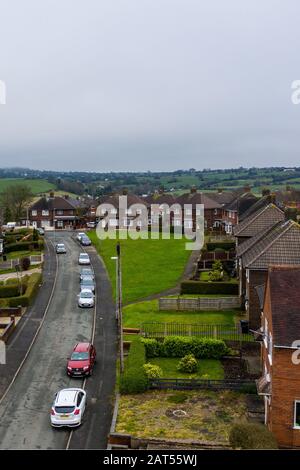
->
xmin=0 ymin=237 xmax=59 ymax=407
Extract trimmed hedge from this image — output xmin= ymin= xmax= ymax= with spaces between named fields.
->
xmin=119 ymin=337 xmax=148 ymax=394
xmin=207 ymin=242 xmax=235 ymax=251
xmin=6 ymin=273 xmax=42 ymax=307
xmin=229 ymin=423 xmax=278 ymax=449
xmin=142 ymin=336 xmax=229 ymax=359
xmin=181 ymin=280 xmax=238 ymax=295
xmin=4 ymin=240 xmax=44 ymax=253
xmin=0 ymin=282 xmax=27 ymax=298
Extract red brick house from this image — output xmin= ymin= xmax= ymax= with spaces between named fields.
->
xmin=256 ymin=266 xmax=300 ymax=448
xmin=29 ymin=194 xmax=85 ymax=229
xmin=238 ymin=219 xmax=300 ymax=330
xmin=176 ymin=188 xmax=223 ymax=230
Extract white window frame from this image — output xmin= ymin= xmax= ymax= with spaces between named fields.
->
xmin=42 ymin=210 xmax=49 ymax=216
xmin=264 ymin=318 xmax=269 ymax=349
xmin=294 ymin=401 xmax=300 ymax=429
xmin=31 ymin=210 xmax=37 ymax=216
xmin=268 ymin=332 xmax=273 ymax=366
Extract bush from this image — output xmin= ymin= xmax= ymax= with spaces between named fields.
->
xmin=143 ymin=363 xmax=163 ymax=379
xmin=0 ymin=282 xmax=27 ymax=298
xmin=141 ymin=338 xmax=163 ymax=357
xmin=181 ymin=280 xmax=238 ymax=295
xmin=161 ymin=336 xmax=229 ymax=359
xmin=177 ymin=354 xmax=198 ymax=373
xmin=20 ymin=257 xmax=31 ymax=271
xmin=229 ymin=423 xmax=278 ymax=449
xmin=6 ymin=273 xmax=42 ymax=307
xmin=208 ymin=270 xmax=223 ymax=281
xmin=207 ymin=242 xmax=235 ymax=251
xmin=212 ymin=260 xmax=223 ymax=271
xmin=119 ymin=337 xmax=148 ymax=394
xmin=4 ymin=240 xmax=44 ymax=253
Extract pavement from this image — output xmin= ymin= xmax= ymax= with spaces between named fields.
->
xmin=0 ymin=267 xmax=41 ymax=281
xmin=0 ymin=231 xmax=117 ymax=449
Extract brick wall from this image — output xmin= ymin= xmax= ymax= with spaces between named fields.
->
xmin=247 ymin=269 xmax=267 ymax=330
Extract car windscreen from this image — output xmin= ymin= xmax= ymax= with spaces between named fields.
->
xmin=80 ymin=291 xmax=93 ymax=298
xmin=71 ymin=352 xmax=89 ymax=360
xmin=81 ymin=269 xmax=92 ymax=275
xmin=81 ymin=279 xmax=93 ymax=285
xmin=55 ymin=406 xmax=75 ymax=414
xmin=80 ymin=254 xmax=89 ymax=259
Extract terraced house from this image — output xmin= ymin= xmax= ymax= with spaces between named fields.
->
xmin=256 ymin=266 xmax=300 ymax=448
xmin=237 ymin=218 xmax=300 ymax=329
xmin=29 ymin=194 xmax=87 ymax=229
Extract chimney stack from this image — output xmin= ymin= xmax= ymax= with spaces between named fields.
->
xmin=190 ymin=186 xmax=197 ymax=194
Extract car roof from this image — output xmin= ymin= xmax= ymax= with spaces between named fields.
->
xmin=81 ymin=267 xmax=92 ymax=271
xmin=57 ymin=243 xmax=65 ymax=246
xmin=79 ymin=253 xmax=89 ymax=256
xmin=80 ymin=288 xmax=93 ymax=294
xmin=81 ymin=276 xmax=93 ymax=281
xmin=55 ymin=388 xmax=84 ymax=406
xmin=74 ymin=342 xmax=91 ymax=352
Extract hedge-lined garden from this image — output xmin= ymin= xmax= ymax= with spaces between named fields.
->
xmin=119 ymin=336 xmax=229 ymax=394
xmin=181 ymin=280 xmax=239 ymax=295
xmin=0 ymin=273 xmax=42 ymax=307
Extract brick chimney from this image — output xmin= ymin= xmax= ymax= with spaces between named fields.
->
xmin=122 ymin=188 xmax=128 ymax=195
xmin=49 ymin=191 xmax=55 ymax=198
xmin=190 ymin=186 xmax=197 ymax=194
xmin=243 ymin=185 xmax=251 ymax=193
xmin=64 ymin=194 xmax=69 ymax=200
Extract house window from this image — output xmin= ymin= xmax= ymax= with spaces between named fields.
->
xmin=268 ymin=332 xmax=273 ymax=365
xmin=185 ymin=209 xmax=192 ymax=216
xmin=56 ymin=210 xmax=63 ymax=216
xmin=42 ymin=210 xmax=49 ymax=216
xmin=31 ymin=210 xmax=37 ymax=216
xmin=294 ymin=402 xmax=300 ymax=429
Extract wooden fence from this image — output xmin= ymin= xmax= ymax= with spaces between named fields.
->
xmin=159 ymin=296 xmax=241 ymax=311
xmin=201 ymin=250 xmax=235 ymax=261
xmin=149 ymin=377 xmax=255 ymax=391
xmin=141 ymin=322 xmax=253 ymax=342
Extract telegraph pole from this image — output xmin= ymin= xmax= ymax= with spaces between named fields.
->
xmin=117 ymin=242 xmax=124 ymax=374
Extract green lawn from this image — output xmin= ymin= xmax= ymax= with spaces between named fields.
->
xmin=123 ymin=300 xmax=237 ymax=328
xmin=7 ymin=250 xmax=41 ymax=260
xmin=199 ymin=271 xmax=211 ymax=280
xmin=90 ymin=231 xmax=191 ymax=304
xmin=149 ymin=357 xmax=224 ymax=379
xmin=0 ymin=178 xmax=55 ymax=195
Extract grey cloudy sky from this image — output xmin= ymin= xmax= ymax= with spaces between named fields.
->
xmin=0 ymin=0 xmax=300 ymax=172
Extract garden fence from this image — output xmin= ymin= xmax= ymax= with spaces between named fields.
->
xmin=159 ymin=296 xmax=241 ymax=311
xmin=149 ymin=378 xmax=255 ymax=391
xmin=141 ymin=322 xmax=253 ymax=342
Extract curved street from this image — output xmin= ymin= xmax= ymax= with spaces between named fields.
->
xmin=0 ymin=231 xmax=117 ymax=449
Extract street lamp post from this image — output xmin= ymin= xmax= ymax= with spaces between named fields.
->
xmin=112 ymin=243 xmax=124 ymax=374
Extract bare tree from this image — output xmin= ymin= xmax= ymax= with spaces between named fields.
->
xmin=0 ymin=183 xmax=33 ymax=223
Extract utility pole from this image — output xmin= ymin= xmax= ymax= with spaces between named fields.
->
xmin=117 ymin=242 xmax=124 ymax=374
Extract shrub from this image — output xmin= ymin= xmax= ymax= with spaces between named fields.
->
xmin=20 ymin=257 xmax=31 ymax=271
xmin=208 ymin=270 xmax=223 ymax=281
xmin=162 ymin=336 xmax=229 ymax=359
xmin=181 ymin=280 xmax=238 ymax=295
xmin=119 ymin=337 xmax=148 ymax=394
xmin=141 ymin=338 xmax=163 ymax=357
xmin=229 ymin=423 xmax=278 ymax=449
xmin=207 ymin=242 xmax=235 ymax=251
xmin=212 ymin=260 xmax=223 ymax=271
xmin=0 ymin=282 xmax=27 ymax=298
xmin=177 ymin=354 xmax=198 ymax=373
xmin=4 ymin=240 xmax=44 ymax=253
xmin=143 ymin=363 xmax=163 ymax=379
xmin=7 ymin=273 xmax=42 ymax=307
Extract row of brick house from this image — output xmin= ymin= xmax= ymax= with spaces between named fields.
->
xmin=232 ymin=199 xmax=300 ymax=447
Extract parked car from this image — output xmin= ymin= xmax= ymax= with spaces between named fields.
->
xmin=56 ymin=243 xmax=66 ymax=254
xmin=80 ymin=276 xmax=95 ymax=293
xmin=78 ymin=288 xmax=94 ymax=308
xmin=67 ymin=342 xmax=96 ymax=377
xmin=37 ymin=227 xmax=45 ymax=236
xmin=76 ymin=232 xmax=86 ymax=242
xmin=80 ymin=267 xmax=94 ymax=281
xmin=78 ymin=253 xmax=90 ymax=265
xmin=86 ymin=221 xmax=96 ymax=228
xmin=50 ymin=388 xmax=86 ymax=428
xmin=80 ymin=236 xmax=91 ymax=246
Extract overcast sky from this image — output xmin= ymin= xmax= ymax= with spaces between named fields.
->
xmin=0 ymin=0 xmax=300 ymax=172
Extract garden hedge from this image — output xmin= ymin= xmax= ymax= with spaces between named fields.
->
xmin=5 ymin=240 xmax=44 ymax=253
xmin=119 ymin=337 xmax=148 ymax=394
xmin=142 ymin=336 xmax=229 ymax=359
xmin=229 ymin=423 xmax=278 ymax=449
xmin=206 ymin=242 xmax=235 ymax=251
xmin=6 ymin=273 xmax=42 ymax=307
xmin=180 ymin=280 xmax=238 ymax=295
xmin=0 ymin=282 xmax=27 ymax=298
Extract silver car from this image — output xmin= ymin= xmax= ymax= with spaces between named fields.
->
xmin=56 ymin=243 xmax=66 ymax=254
xmin=80 ymin=276 xmax=95 ymax=293
xmin=80 ymin=268 xmax=94 ymax=281
xmin=78 ymin=288 xmax=95 ymax=308
xmin=78 ymin=253 xmax=90 ymax=265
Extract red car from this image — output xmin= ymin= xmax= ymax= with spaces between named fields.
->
xmin=67 ymin=343 xmax=96 ymax=377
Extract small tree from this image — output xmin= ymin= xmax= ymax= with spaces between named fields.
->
xmin=229 ymin=423 xmax=278 ymax=449
xmin=177 ymin=354 xmax=198 ymax=373
xmin=20 ymin=257 xmax=31 ymax=271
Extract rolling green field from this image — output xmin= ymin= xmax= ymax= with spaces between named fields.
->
xmin=0 ymin=178 xmax=55 ymax=194
xmin=89 ymin=231 xmax=191 ymax=304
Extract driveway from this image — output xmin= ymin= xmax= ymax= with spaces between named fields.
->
xmin=0 ymin=231 xmax=117 ymax=449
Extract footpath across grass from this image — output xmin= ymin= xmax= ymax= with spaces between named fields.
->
xmin=123 ymin=300 xmax=237 ymax=328
xmin=90 ymin=231 xmax=191 ymax=304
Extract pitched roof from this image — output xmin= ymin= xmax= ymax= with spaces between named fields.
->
xmin=243 ymin=220 xmax=300 ymax=269
xmin=30 ymin=196 xmax=78 ymax=211
xmin=204 ymin=191 xmax=237 ymax=206
xmin=236 ymin=221 xmax=282 ymax=259
xmin=225 ymin=192 xmax=258 ymax=215
xmin=267 ymin=266 xmax=300 ymax=347
xmin=99 ymin=193 xmax=147 ymax=208
xmin=176 ymin=191 xmax=222 ymax=209
xmin=144 ymin=193 xmax=178 ymax=206
xmin=238 ymin=195 xmax=271 ymax=222
xmin=233 ymin=203 xmax=284 ymax=237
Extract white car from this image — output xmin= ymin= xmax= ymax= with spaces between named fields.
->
xmin=76 ymin=232 xmax=86 ymax=242
xmin=80 ymin=267 xmax=94 ymax=281
xmin=78 ymin=253 xmax=90 ymax=265
xmin=50 ymin=388 xmax=86 ymax=428
xmin=78 ymin=288 xmax=94 ymax=308
xmin=56 ymin=243 xmax=66 ymax=254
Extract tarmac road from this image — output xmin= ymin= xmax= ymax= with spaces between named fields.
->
xmin=0 ymin=231 xmax=117 ymax=449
